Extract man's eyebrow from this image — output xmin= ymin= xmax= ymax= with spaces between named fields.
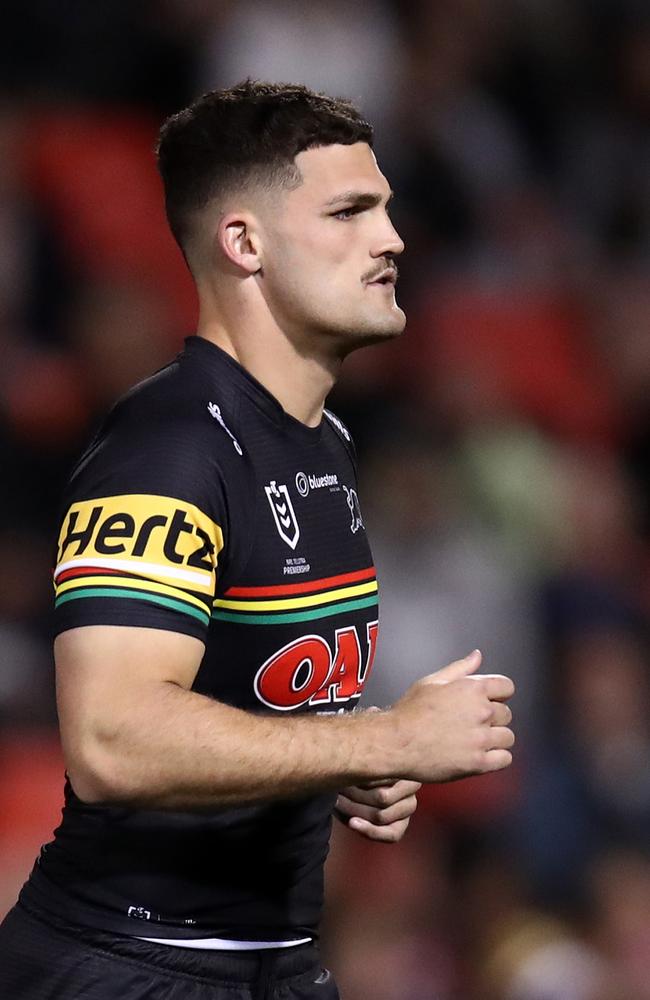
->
xmin=322 ymin=189 xmax=394 ymax=209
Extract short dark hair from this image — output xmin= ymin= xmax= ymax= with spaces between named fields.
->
xmin=156 ymin=79 xmax=373 ymax=259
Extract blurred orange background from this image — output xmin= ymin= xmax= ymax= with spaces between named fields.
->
xmin=1 ymin=3 xmax=649 ymax=997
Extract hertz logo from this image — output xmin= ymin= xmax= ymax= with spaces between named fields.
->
xmin=56 ymin=495 xmax=223 ymax=591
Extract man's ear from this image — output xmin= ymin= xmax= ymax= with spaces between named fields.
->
xmin=217 ymin=213 xmax=263 ymax=275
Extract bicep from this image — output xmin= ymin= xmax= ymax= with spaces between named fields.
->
xmin=55 ymin=626 xmax=204 ymax=781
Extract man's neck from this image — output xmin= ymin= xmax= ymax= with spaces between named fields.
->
xmin=196 ymin=316 xmax=340 ymax=429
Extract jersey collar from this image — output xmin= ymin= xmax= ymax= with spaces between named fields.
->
xmin=183 ymin=336 xmax=324 ymax=444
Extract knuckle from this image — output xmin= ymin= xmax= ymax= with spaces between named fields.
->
xmin=375 ymin=786 xmax=393 ymax=808
xmin=464 ymin=677 xmax=483 ymax=697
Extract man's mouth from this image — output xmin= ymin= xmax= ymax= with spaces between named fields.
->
xmin=366 ymin=268 xmax=397 ymax=286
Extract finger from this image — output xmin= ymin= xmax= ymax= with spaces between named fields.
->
xmin=427 ymin=649 xmax=482 ymax=686
xmin=358 ymin=778 xmax=400 ymax=789
xmin=335 ymin=794 xmax=418 ymax=826
xmin=482 ymin=748 xmax=513 ymax=772
xmin=487 ymin=726 xmax=515 ymax=750
xmin=336 ymin=794 xmax=418 ymax=826
xmin=484 ymin=674 xmax=516 ymax=701
xmin=338 ymin=780 xmax=421 ymax=807
xmin=490 ymin=702 xmax=512 ymax=726
xmin=348 ymin=816 xmax=410 ymax=843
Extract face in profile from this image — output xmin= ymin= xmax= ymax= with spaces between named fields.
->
xmin=257 ymin=142 xmax=406 ymax=354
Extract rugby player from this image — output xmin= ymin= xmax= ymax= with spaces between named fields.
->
xmin=0 ymin=81 xmax=515 ymax=999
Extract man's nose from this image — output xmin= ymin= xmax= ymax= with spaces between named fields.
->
xmin=373 ymin=218 xmax=405 ymax=258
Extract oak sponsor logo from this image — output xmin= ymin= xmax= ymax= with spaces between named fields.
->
xmin=254 ymin=621 xmax=379 ymax=710
xmin=56 ymin=495 xmax=224 ymax=591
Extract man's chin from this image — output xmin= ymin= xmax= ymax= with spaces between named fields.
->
xmin=311 ymin=307 xmax=406 ymax=358
xmin=345 ymin=309 xmax=406 ymax=350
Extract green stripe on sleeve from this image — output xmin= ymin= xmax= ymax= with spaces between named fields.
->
xmin=55 ymin=587 xmax=210 ymax=626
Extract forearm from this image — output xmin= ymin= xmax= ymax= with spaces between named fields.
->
xmin=68 ymin=680 xmax=396 ymax=810
xmin=59 ymin=629 xmax=515 ymax=810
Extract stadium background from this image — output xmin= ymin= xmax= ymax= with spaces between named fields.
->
xmin=0 ymin=2 xmax=649 ymax=997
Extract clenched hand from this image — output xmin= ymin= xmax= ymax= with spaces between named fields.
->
xmin=335 ymin=778 xmax=421 ymax=843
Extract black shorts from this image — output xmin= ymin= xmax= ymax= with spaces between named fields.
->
xmin=0 ymin=902 xmax=339 ymax=1000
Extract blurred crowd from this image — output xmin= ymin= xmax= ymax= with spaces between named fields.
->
xmin=0 ymin=1 xmax=649 ymax=997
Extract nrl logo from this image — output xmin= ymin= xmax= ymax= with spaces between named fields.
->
xmin=264 ymin=480 xmax=300 ymax=550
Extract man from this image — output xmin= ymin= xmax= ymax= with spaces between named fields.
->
xmin=0 ymin=81 xmax=514 ymax=999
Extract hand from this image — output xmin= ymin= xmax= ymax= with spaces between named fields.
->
xmin=386 ymin=650 xmax=515 ymax=784
xmin=335 ymin=778 xmax=421 ymax=843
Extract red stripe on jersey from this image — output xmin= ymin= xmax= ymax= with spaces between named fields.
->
xmin=56 ymin=566 xmax=126 ymax=583
xmin=225 ymin=566 xmax=376 ymax=598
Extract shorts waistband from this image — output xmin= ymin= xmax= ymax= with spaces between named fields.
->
xmin=18 ymin=900 xmax=320 ymax=984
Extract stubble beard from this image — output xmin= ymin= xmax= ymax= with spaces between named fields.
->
xmin=264 ymin=266 xmax=406 ymax=358
xmin=326 ymin=300 xmax=406 ymax=357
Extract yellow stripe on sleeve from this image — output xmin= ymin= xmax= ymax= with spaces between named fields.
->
xmin=213 ymin=579 xmax=378 ymax=612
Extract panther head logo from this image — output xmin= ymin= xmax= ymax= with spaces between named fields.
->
xmin=342 ymin=486 xmax=364 ymax=534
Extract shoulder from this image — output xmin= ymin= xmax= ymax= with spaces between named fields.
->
xmin=116 ymin=355 xmax=242 ymax=458
xmin=84 ymin=356 xmax=242 ymax=469
xmin=65 ymin=355 xmax=249 ymax=519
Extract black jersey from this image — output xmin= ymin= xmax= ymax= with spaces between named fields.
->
xmin=22 ymin=336 xmax=379 ymax=942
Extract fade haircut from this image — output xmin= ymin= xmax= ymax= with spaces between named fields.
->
xmin=156 ymin=79 xmax=373 ymax=263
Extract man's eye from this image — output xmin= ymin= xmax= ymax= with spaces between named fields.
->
xmin=332 ymin=207 xmax=359 ymax=220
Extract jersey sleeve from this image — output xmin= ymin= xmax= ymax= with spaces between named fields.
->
xmin=53 ymin=413 xmax=229 ymax=643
